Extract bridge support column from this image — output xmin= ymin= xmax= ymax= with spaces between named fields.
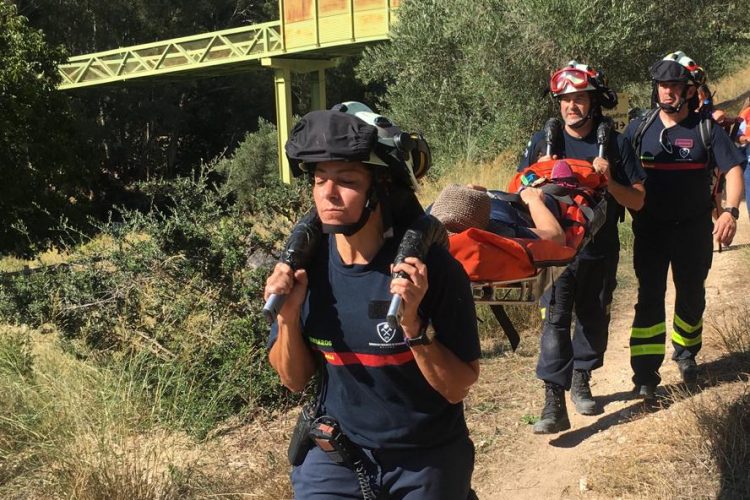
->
xmin=310 ymin=68 xmax=327 ymax=111
xmin=271 ymin=67 xmax=294 ymax=183
xmin=263 ymin=58 xmax=337 ymax=183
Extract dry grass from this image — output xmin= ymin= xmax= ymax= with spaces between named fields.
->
xmin=713 ymin=59 xmax=750 ymax=114
xmin=419 ymin=150 xmax=520 ymax=206
xmin=0 ymin=234 xmax=118 ymax=273
xmin=585 ymin=295 xmax=750 ymax=499
xmin=0 ymin=325 xmax=215 ymax=498
xmin=0 ymin=322 xmax=301 ymax=499
xmin=708 ymin=305 xmax=750 ymax=362
xmin=586 ymin=382 xmax=749 ymax=499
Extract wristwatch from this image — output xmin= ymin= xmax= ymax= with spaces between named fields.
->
xmin=723 ymin=207 xmax=740 ymax=220
xmin=403 ymin=321 xmax=434 ymax=347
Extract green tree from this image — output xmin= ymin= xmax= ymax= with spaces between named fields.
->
xmin=12 ymin=0 xmax=283 ymax=192
xmin=359 ymin=0 xmax=750 ymax=173
xmin=0 ymin=2 xmax=90 ymax=255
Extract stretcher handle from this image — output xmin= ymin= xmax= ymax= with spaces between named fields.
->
xmin=386 ymin=283 xmax=405 ymax=330
xmin=263 ymin=294 xmax=286 ymax=324
xmin=596 ymin=118 xmax=612 ymax=159
xmin=386 ymin=215 xmax=449 ymax=331
xmin=544 ymin=118 xmax=562 ymax=157
xmin=262 ymin=209 xmax=322 ymax=325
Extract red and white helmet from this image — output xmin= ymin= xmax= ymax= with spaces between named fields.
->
xmin=549 ymin=60 xmax=618 ymax=110
xmin=549 ymin=61 xmax=600 ymax=96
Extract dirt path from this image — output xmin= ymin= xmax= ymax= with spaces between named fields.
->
xmin=211 ymin=206 xmax=749 ymax=499
xmin=471 ymin=204 xmax=750 ymax=499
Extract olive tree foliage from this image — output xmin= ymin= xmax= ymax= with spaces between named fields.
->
xmin=0 ymin=2 xmax=88 ymax=255
xmin=358 ymin=0 xmax=749 ymax=172
xmin=12 ymin=0 xmax=281 ymax=190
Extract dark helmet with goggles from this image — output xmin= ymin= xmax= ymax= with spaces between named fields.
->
xmin=649 ymin=51 xmax=703 ymax=113
xmin=284 ymin=102 xmax=431 ymax=237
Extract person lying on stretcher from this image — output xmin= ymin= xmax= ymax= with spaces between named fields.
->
xmin=430 ymin=184 xmax=566 ymax=245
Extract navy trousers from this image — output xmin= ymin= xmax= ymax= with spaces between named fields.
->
xmin=536 ymin=250 xmax=619 ymax=389
xmin=629 ymin=213 xmax=713 ymax=386
xmin=292 ymin=434 xmax=474 ymax=499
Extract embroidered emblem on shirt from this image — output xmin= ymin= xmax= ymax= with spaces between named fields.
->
xmin=674 ymin=138 xmax=694 ymax=148
xmin=679 ymin=148 xmax=690 ymax=159
xmin=376 ymin=322 xmax=396 ymax=343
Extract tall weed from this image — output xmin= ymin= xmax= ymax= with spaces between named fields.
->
xmin=708 ymin=304 xmax=750 ymax=361
xmin=0 ymin=326 xmax=215 ymax=497
xmin=0 ymin=163 xmax=309 ymax=436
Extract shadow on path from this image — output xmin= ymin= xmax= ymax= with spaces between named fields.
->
xmin=547 ymin=352 xmax=750 ymax=449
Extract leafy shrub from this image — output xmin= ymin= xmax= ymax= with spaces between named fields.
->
xmin=359 ymin=0 xmax=750 ymax=175
xmin=216 ymin=118 xmax=281 ymax=212
xmin=0 ymin=160 xmax=309 ymax=436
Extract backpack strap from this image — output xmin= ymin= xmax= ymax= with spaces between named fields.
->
xmin=631 ymin=107 xmax=660 ymax=157
xmin=488 ymin=186 xmax=573 ymax=206
xmin=698 ymin=113 xmax=713 ymax=167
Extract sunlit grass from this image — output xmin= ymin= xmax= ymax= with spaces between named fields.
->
xmin=713 ymin=58 xmax=750 ymax=113
xmin=419 ymin=150 xmax=520 ymax=206
xmin=0 ymin=325 xmax=207 ymax=498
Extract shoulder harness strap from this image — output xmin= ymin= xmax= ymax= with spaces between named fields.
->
xmin=699 ymin=113 xmax=713 ymax=167
xmin=632 ymin=108 xmax=660 ymax=157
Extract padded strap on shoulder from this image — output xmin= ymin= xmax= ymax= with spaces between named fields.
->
xmin=632 ymin=108 xmax=660 ymax=157
xmin=488 ymin=186 xmax=573 ymax=206
xmin=699 ymin=114 xmax=713 ymax=165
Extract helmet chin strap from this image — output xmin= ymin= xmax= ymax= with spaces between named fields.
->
xmin=658 ymin=98 xmax=685 ymax=113
xmin=320 ymin=184 xmax=394 ymax=238
xmin=568 ymin=111 xmax=592 ymax=129
xmin=567 ymin=105 xmax=596 ymax=130
xmin=657 ymin=85 xmax=688 ymax=114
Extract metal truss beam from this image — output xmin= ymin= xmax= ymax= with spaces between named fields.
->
xmin=58 ymin=21 xmax=284 ymax=89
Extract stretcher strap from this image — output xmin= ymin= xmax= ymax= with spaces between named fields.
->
xmin=490 ymin=304 xmax=520 ymax=351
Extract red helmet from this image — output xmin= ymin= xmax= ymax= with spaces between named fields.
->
xmin=550 ymin=61 xmax=600 ymax=96
xmin=549 ymin=60 xmax=617 ymax=109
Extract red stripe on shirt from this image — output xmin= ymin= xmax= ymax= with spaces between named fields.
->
xmin=316 ymin=348 xmax=415 ymax=367
xmin=642 ymin=161 xmax=706 ymax=171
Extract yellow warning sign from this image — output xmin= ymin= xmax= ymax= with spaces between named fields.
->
xmin=604 ymin=93 xmax=631 ymax=133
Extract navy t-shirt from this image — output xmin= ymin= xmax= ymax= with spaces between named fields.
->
xmin=268 ymin=234 xmax=480 ymax=450
xmin=517 ymin=124 xmax=646 ymax=257
xmin=624 ymin=112 xmax=744 ymax=223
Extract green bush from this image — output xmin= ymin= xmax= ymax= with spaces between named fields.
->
xmin=0 ymin=160 xmax=309 ymax=436
xmin=216 ymin=118 xmax=281 ymax=211
xmin=359 ymin=0 xmax=750 ymax=175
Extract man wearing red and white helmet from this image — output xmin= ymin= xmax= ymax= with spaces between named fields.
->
xmin=624 ymin=51 xmax=745 ymax=398
xmin=518 ymin=61 xmax=646 ymax=434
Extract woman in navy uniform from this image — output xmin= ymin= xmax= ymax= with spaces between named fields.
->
xmin=265 ymin=102 xmax=481 ymax=499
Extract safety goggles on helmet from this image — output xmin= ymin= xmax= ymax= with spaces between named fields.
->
xmin=549 ymin=62 xmax=598 ymax=96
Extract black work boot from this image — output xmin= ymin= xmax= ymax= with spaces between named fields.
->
xmin=533 ymin=383 xmax=571 ymax=434
xmin=570 ymin=369 xmax=598 ymax=415
xmin=676 ymin=357 xmax=698 ymax=384
xmin=634 ymin=384 xmax=657 ymax=402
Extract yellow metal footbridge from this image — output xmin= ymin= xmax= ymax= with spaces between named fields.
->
xmin=58 ymin=0 xmax=401 ymax=181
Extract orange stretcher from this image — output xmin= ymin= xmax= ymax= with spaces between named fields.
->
xmin=447 ymin=159 xmax=609 ymax=349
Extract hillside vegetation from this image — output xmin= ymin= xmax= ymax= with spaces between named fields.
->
xmin=1 ymin=0 xmax=750 ymax=497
